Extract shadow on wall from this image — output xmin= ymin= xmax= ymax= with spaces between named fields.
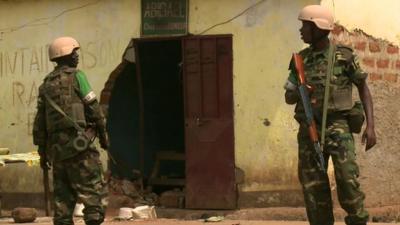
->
xmin=138 ymin=40 xmax=184 ymax=178
xmin=105 ymin=39 xmax=184 ymax=181
xmin=106 ymin=63 xmax=140 ymax=179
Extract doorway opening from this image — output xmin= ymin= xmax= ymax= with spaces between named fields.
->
xmin=105 ymin=35 xmax=236 ymax=209
xmin=137 ymin=39 xmax=185 ymax=193
xmin=107 ymin=38 xmax=185 ymax=195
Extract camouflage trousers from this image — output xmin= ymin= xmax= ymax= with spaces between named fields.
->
xmin=53 ymin=149 xmax=108 ymax=225
xmin=297 ymin=119 xmax=368 ymax=225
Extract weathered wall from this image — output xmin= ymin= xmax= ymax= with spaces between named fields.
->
xmin=321 ymin=0 xmax=400 ymax=208
xmin=0 ymin=0 xmax=138 ymax=194
xmin=321 ymin=0 xmax=400 ymax=45
xmin=0 ymin=0 xmax=322 ymax=207
xmin=330 ymin=26 xmax=400 ymax=207
xmin=4 ymin=0 xmax=398 ymax=209
xmin=188 ymin=0 xmax=319 ymax=206
xmin=101 ymin=1 xmax=320 ymax=207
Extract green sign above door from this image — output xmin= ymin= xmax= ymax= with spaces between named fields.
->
xmin=141 ymin=0 xmax=188 ymax=36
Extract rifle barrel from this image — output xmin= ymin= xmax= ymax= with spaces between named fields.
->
xmin=293 ymin=53 xmax=326 ymax=172
xmin=43 ymin=168 xmax=51 ymax=216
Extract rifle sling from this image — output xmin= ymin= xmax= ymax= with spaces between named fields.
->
xmin=320 ymin=42 xmax=336 ymax=147
xmin=43 ymin=93 xmax=85 ymax=133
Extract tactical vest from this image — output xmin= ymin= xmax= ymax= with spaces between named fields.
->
xmin=295 ymin=45 xmax=354 ymax=118
xmin=41 ymin=66 xmax=87 ymax=132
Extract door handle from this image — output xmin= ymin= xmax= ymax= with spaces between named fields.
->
xmin=195 ymin=118 xmax=202 ymax=126
xmin=195 ymin=117 xmax=210 ymax=127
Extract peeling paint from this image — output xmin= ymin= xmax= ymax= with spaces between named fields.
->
xmin=190 ymin=0 xmax=320 ymax=192
xmin=242 ymin=0 xmax=270 ymax=28
xmin=0 ymin=0 xmax=138 ymax=193
xmin=321 ymin=0 xmax=400 ymax=45
xmin=331 ymin=22 xmax=400 ymax=206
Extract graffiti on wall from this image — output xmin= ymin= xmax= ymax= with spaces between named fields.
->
xmin=2 ymin=38 xmax=125 ymax=135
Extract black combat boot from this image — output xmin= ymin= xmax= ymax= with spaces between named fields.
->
xmin=85 ymin=220 xmax=102 ymax=225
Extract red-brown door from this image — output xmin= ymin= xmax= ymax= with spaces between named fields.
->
xmin=182 ymin=35 xmax=236 ymax=209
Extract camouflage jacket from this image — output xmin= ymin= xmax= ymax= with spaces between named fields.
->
xmin=33 ymin=65 xmax=106 ymax=161
xmin=286 ymin=44 xmax=367 ymax=122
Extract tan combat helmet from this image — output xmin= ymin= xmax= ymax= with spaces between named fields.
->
xmin=298 ymin=5 xmax=334 ymax=30
xmin=48 ymin=37 xmax=80 ymax=61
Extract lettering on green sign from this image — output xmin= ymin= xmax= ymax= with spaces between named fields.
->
xmin=144 ymin=2 xmax=185 ymax=18
xmin=141 ymin=0 xmax=187 ymax=36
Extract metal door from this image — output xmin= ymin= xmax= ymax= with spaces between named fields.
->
xmin=182 ymin=35 xmax=236 ymax=209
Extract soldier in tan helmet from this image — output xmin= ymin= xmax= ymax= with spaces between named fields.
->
xmin=284 ymin=5 xmax=376 ymax=225
xmin=33 ymin=37 xmax=109 ymax=225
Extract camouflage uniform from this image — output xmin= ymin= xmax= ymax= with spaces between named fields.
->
xmin=33 ymin=65 xmax=108 ymax=225
xmin=286 ymin=44 xmax=369 ymax=225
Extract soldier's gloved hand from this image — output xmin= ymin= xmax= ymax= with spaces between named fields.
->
xmin=285 ymin=90 xmax=299 ymax=104
xmin=40 ymin=155 xmax=51 ymax=170
xmin=100 ymin=138 xmax=109 ymax=150
xmin=38 ymin=146 xmax=51 ymax=170
xmin=98 ymin=132 xmax=109 ymax=150
xmin=362 ymin=126 xmax=376 ymax=151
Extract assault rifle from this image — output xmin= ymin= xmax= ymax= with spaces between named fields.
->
xmin=42 ymin=162 xmax=51 ymax=216
xmin=292 ymin=53 xmax=326 ymax=172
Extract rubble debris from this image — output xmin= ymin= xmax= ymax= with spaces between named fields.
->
xmin=116 ymin=205 xmax=157 ymax=220
xmin=204 ymin=216 xmax=224 ymax=222
xmin=117 ymin=207 xmax=134 ymax=220
xmin=159 ymin=189 xmax=185 ymax=208
xmin=11 ymin=208 xmax=37 ymax=223
xmin=132 ymin=205 xmax=157 ymax=219
xmin=108 ymin=176 xmax=158 ymax=208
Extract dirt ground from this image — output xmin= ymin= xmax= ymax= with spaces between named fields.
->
xmin=154 ymin=206 xmax=400 ymax=223
xmin=2 ymin=206 xmax=400 ymax=225
xmin=0 ymin=217 xmax=398 ymax=225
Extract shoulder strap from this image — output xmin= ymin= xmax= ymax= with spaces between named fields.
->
xmin=43 ymin=93 xmax=84 ymax=132
xmin=321 ymin=42 xmax=336 ymax=147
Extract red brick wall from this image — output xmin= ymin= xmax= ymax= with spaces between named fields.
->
xmin=332 ymin=24 xmax=399 ymax=84
xmin=332 ymin=24 xmax=400 ymax=207
xmin=99 ymin=60 xmax=130 ymax=116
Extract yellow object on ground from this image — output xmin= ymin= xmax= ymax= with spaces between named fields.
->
xmin=0 ymin=151 xmax=40 ymax=166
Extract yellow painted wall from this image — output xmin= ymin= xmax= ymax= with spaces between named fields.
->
xmin=0 ymin=0 xmax=321 ymax=196
xmin=321 ymin=0 xmax=400 ymax=45
xmin=0 ymin=0 xmax=139 ymax=192
xmin=189 ymin=0 xmax=318 ymax=192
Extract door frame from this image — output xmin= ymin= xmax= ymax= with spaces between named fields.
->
xmin=133 ymin=36 xmax=184 ymax=174
xmin=182 ymin=34 xmax=237 ymax=209
xmin=133 ymin=34 xmax=237 ymax=209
